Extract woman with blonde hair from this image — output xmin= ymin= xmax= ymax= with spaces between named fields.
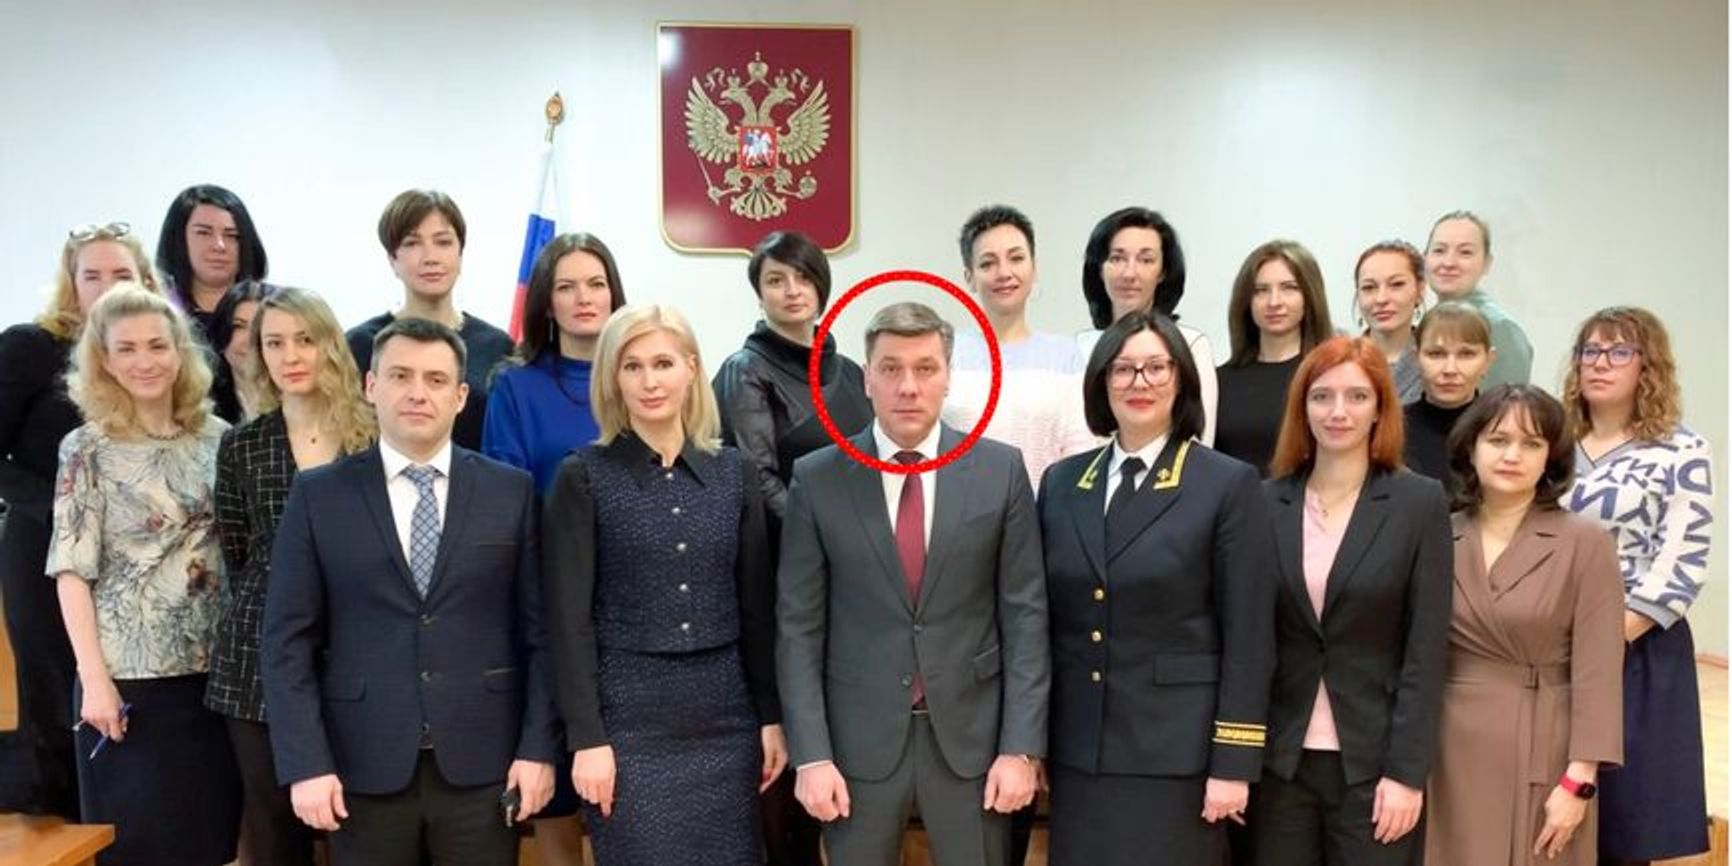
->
xmin=544 ymin=304 xmax=785 ymax=865
xmin=1562 ymin=307 xmax=1713 ymax=865
xmin=50 ymin=284 xmax=240 ymax=864
xmin=207 ymin=286 xmax=375 ymax=866
xmin=0 ymin=223 xmax=157 ymax=816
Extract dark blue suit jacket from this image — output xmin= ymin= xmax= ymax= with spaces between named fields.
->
xmin=262 ymin=444 xmax=560 ymax=794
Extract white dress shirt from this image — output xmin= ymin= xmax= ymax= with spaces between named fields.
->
xmin=872 ymin=421 xmax=940 ymax=547
xmin=1102 ymin=432 xmax=1169 ymax=513
xmin=379 ymin=438 xmax=453 ymax=560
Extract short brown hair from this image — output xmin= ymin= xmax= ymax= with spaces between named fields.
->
xmin=1415 ymin=301 xmax=1492 ymax=349
xmin=1269 ymin=336 xmax=1406 ymax=478
xmin=372 ymin=316 xmax=467 ymax=379
xmin=1447 ymin=384 xmax=1574 ymax=512
xmin=378 ymin=189 xmax=467 ymax=253
xmin=863 ymin=302 xmax=954 ymax=363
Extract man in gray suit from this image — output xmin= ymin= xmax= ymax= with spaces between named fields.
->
xmin=776 ymin=301 xmax=1049 ymax=866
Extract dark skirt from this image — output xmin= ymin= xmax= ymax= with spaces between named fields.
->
xmin=74 ymin=673 xmax=241 ymax=866
xmin=585 ymin=643 xmax=762 ymax=866
xmin=1047 ymin=761 xmax=1225 ymax=866
xmin=1598 ymin=619 xmax=1710 ymax=860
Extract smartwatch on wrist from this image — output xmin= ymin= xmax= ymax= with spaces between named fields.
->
xmin=1558 ymin=774 xmax=1597 ymax=800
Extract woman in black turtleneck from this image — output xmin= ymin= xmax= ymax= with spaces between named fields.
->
xmin=711 ymin=230 xmax=870 ymax=866
xmin=1402 ymin=301 xmax=1495 ymax=483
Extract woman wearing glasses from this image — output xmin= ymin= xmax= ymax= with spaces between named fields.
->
xmin=1562 ymin=307 xmax=1713 ymax=865
xmin=50 ymin=285 xmax=240 ymax=865
xmin=0 ymin=223 xmax=157 ymax=817
xmin=155 ymin=184 xmax=270 ymax=342
xmin=1076 ymin=207 xmax=1219 ymax=444
xmin=1039 ymin=311 xmax=1275 ymax=864
xmin=1252 ymin=336 xmax=1452 ymax=866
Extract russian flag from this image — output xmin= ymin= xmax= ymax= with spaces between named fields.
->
xmin=509 ymin=142 xmax=560 ymax=341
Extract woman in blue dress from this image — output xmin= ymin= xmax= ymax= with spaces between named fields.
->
xmin=544 ymin=304 xmax=784 ymax=866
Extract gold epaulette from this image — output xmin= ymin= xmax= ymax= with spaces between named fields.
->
xmin=1212 ymin=720 xmax=1266 ymax=747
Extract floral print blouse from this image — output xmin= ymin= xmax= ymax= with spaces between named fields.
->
xmin=46 ymin=417 xmax=228 ymax=679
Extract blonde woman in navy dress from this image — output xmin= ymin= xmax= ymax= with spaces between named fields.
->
xmin=1562 ymin=307 xmax=1713 ymax=865
xmin=544 ymin=304 xmax=785 ymax=865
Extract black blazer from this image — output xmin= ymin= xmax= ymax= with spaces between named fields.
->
xmin=1039 ymin=439 xmax=1276 ymax=781
xmin=262 ymin=445 xmax=560 ymax=795
xmin=1261 ymin=468 xmax=1453 ymax=788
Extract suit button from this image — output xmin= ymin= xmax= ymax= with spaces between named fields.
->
xmin=419 ymin=670 xmax=432 ymax=682
xmin=678 ymin=583 xmax=690 ymax=593
xmin=680 ymin=622 xmax=691 ymax=633
xmin=672 ymin=506 xmax=682 ymax=515
xmin=913 ymin=624 xmax=924 ymax=634
xmin=901 ymin=674 xmax=914 ymax=687
xmin=675 ymin=542 xmax=687 ymax=553
xmin=1090 ymin=670 xmax=1102 ymax=683
xmin=1093 ymin=588 xmax=1106 ymax=602
xmin=419 ymin=614 xmax=433 ymax=626
xmin=664 ymin=471 xmax=674 ymax=481
xmin=1090 ymin=630 xmax=1103 ymax=643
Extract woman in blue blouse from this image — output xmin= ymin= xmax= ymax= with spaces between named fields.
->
xmin=483 ymin=232 xmax=626 ymax=492
xmin=481 ymin=232 xmax=626 ymax=861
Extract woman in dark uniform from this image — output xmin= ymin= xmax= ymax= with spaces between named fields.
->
xmin=0 ymin=222 xmax=157 ymax=816
xmin=544 ymin=304 xmax=784 ymax=865
xmin=1038 ymin=310 xmax=1276 ymax=865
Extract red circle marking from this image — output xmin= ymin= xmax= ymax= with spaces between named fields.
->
xmin=809 ymin=269 xmax=1002 ymax=475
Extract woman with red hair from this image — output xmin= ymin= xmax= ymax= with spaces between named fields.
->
xmin=1248 ymin=336 xmax=1453 ymax=866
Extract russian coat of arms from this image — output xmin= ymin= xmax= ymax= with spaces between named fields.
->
xmin=658 ymin=24 xmax=853 ymax=253
xmin=684 ymin=52 xmax=831 ymax=221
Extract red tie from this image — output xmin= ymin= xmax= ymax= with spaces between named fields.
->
xmin=894 ymin=451 xmax=926 ymax=707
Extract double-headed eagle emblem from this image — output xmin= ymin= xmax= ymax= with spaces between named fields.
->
xmin=684 ymin=52 xmax=831 ymax=221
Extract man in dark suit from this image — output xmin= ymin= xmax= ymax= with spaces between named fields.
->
xmin=263 ymin=317 xmax=558 ymax=866
xmin=777 ymin=301 xmax=1049 ymax=866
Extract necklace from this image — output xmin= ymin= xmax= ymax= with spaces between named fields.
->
xmin=1309 ymin=482 xmax=1363 ymax=519
xmin=143 ymin=428 xmax=185 ymax=442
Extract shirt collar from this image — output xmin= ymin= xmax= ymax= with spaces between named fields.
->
xmin=1109 ymin=431 xmax=1168 ymax=478
xmin=380 ymin=437 xmax=453 ymax=480
xmin=872 ymin=420 xmax=942 ymax=464
xmin=606 ymin=430 xmax=718 ymax=487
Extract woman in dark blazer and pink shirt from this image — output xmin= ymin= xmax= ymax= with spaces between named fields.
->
xmin=1250 ymin=336 xmax=1453 ymax=866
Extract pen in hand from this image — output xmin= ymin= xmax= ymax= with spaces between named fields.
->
xmin=74 ymin=702 xmax=133 ymax=759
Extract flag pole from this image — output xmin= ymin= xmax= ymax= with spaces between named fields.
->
xmin=510 ymin=92 xmax=566 ymax=341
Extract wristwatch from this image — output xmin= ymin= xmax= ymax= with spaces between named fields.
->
xmin=1558 ymin=775 xmax=1597 ymax=800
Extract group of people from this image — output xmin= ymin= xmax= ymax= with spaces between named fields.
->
xmin=0 ymin=186 xmax=1713 ymax=866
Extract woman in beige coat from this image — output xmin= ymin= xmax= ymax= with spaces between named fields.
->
xmin=1426 ymin=385 xmax=1624 ymax=865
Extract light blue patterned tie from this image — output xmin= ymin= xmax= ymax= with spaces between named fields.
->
xmin=403 ymin=464 xmax=441 ymax=598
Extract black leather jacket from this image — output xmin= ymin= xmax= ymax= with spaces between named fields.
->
xmin=712 ymin=322 xmax=873 ymax=525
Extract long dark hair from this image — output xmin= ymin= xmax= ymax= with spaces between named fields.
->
xmin=155 ymin=184 xmax=268 ymax=308
xmin=514 ymin=233 xmax=626 ymax=363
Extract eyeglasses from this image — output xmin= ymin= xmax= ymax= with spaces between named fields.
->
xmin=1108 ymin=358 xmax=1175 ymax=389
xmin=1577 ymin=344 xmax=1641 ymax=367
xmin=68 ymin=222 xmax=131 ymax=241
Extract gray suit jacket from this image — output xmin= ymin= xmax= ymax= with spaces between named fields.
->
xmin=776 ymin=425 xmax=1049 ymax=781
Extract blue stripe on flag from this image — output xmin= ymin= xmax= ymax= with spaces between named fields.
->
xmin=516 ymin=214 xmax=557 ymax=284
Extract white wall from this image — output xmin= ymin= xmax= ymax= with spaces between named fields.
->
xmin=2 ymin=0 xmax=1726 ymax=648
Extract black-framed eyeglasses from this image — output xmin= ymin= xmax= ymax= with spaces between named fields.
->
xmin=68 ymin=222 xmax=131 ymax=241
xmin=1108 ymin=358 xmax=1176 ymax=389
xmin=1577 ymin=344 xmax=1641 ymax=368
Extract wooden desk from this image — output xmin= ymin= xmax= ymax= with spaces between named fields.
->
xmin=0 ymin=815 xmax=112 ymax=866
